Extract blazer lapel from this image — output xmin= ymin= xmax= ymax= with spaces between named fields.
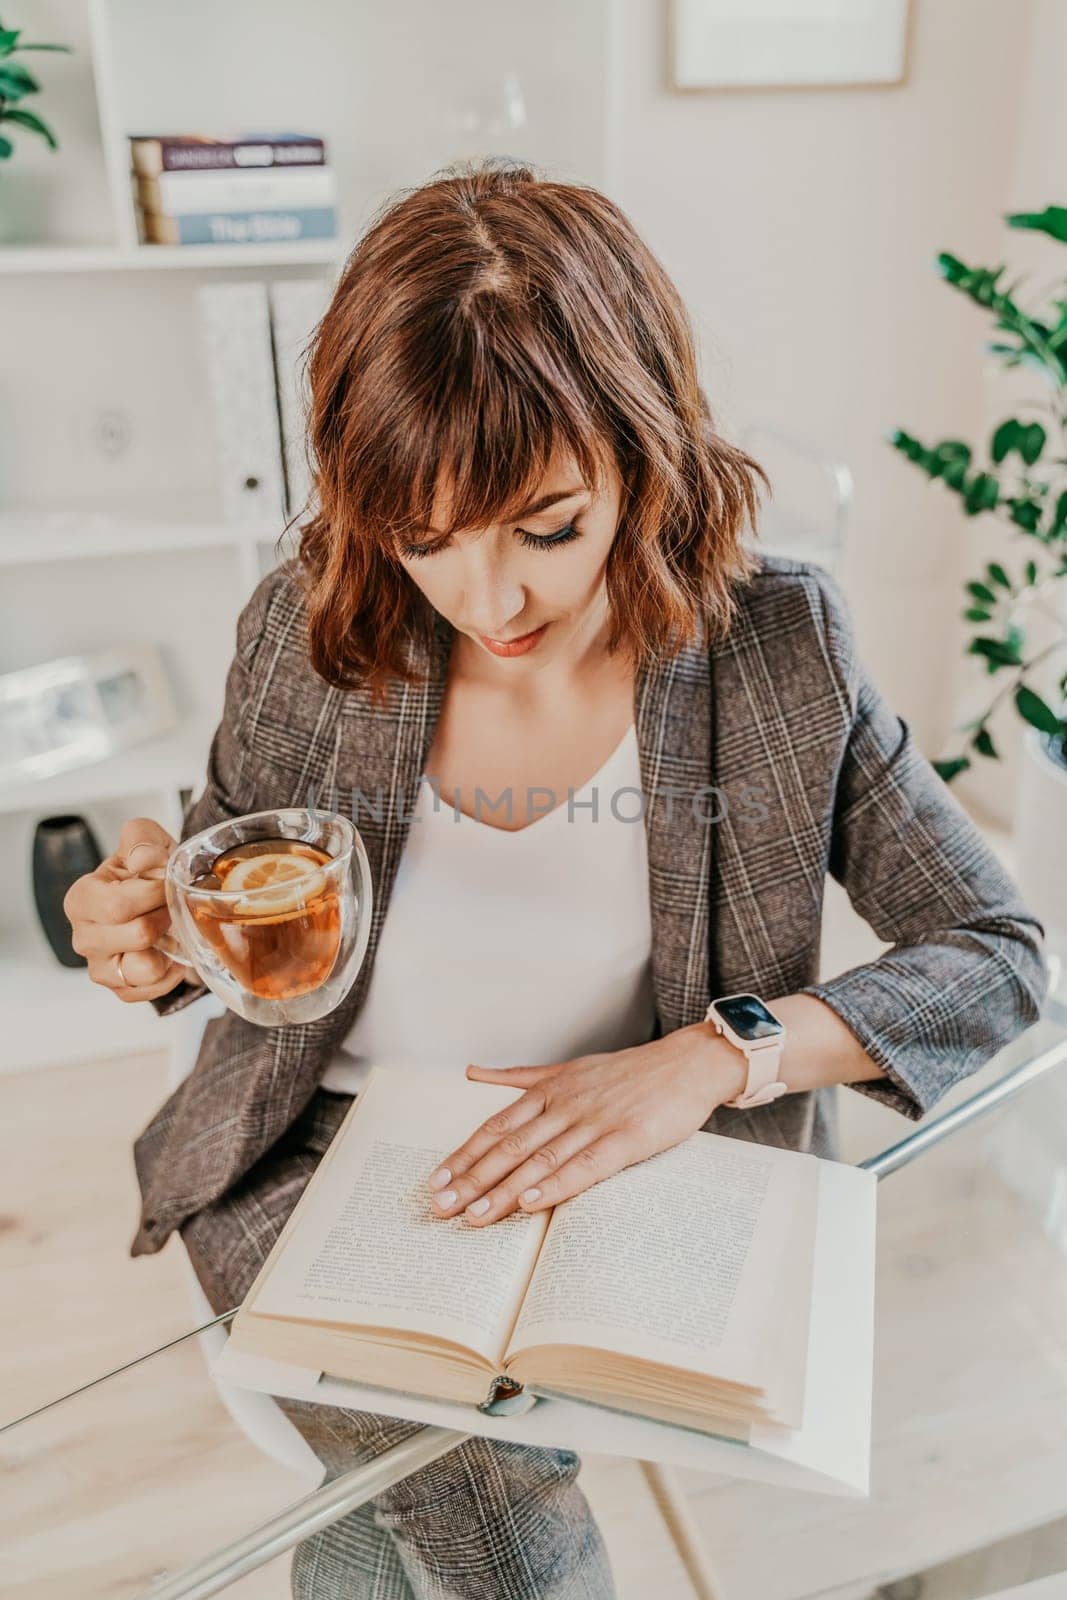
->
xmin=634 ymin=617 xmax=713 ymax=1038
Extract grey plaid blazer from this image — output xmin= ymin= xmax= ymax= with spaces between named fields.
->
xmin=129 ymin=553 xmax=1047 ymax=1258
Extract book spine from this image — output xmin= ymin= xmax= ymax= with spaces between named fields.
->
xmin=145 ymin=208 xmax=337 ymax=246
xmin=196 ymin=281 xmax=287 ymax=525
xmin=477 ymin=1375 xmax=538 ymax=1416
xmin=130 ymin=136 xmax=326 ymax=172
xmin=267 ymin=276 xmax=334 ymax=518
xmin=137 ymin=167 xmax=336 ymax=215
xmin=171 ymin=139 xmax=326 ymax=170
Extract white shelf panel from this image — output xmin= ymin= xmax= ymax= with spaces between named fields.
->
xmin=0 ymin=718 xmax=214 ymax=817
xmin=0 ymin=239 xmax=345 ymax=274
xmin=0 ymin=931 xmax=167 ymax=1072
xmin=0 ymin=507 xmax=291 ymax=567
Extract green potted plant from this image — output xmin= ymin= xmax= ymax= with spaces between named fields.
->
xmin=890 ymin=204 xmax=1067 ymax=955
xmin=0 ymin=15 xmax=72 ymax=215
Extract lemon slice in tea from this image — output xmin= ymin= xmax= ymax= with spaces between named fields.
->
xmin=223 ymin=851 xmax=327 ymax=917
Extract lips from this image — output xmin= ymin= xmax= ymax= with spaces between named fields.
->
xmin=477 ymin=623 xmax=549 ymax=658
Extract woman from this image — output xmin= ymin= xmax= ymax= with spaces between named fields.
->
xmin=64 ymin=158 xmax=1047 ymax=1600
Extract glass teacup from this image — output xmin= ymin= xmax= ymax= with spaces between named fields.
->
xmin=153 ymin=808 xmax=373 ymax=1027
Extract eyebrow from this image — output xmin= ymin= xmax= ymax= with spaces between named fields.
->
xmin=513 ymin=485 xmax=588 ymax=518
xmin=410 ymin=485 xmax=588 ymax=541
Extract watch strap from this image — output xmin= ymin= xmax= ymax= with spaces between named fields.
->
xmin=725 ymin=1040 xmax=788 ymax=1109
xmin=704 ymin=999 xmax=789 ymax=1110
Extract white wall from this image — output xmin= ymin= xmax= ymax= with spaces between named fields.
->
xmin=611 ymin=0 xmax=1032 ymax=756
xmin=3 ymin=0 xmax=1051 ymax=767
xmin=955 ymin=0 xmax=1067 ymax=826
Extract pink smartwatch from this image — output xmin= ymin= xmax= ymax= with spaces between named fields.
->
xmin=704 ymin=994 xmax=788 ymax=1110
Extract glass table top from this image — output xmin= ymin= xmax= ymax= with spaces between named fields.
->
xmin=2 ymin=1014 xmax=1066 ymax=1600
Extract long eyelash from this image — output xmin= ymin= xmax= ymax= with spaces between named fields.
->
xmin=399 ymin=523 xmax=581 ymax=560
xmin=518 ymin=522 xmax=580 ymax=550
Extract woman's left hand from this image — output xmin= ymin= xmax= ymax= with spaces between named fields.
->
xmin=426 ymin=1023 xmax=748 ymax=1225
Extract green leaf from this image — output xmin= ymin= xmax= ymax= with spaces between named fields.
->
xmin=889 ymin=428 xmax=926 ymax=464
xmin=0 ymin=106 xmax=57 ymax=148
xmin=968 ymin=635 xmax=1024 ymax=668
xmin=964 ymin=473 xmax=999 ymax=515
xmin=934 ymin=756 xmax=971 ymax=782
xmin=1020 ymin=422 xmax=1047 ymax=464
xmin=0 ymin=29 xmax=20 ymax=57
xmin=1009 ymin=498 xmax=1043 ymax=533
xmin=967 ymin=580 xmax=998 ymax=604
xmin=0 ymin=60 xmax=39 ymax=98
xmin=935 ymin=439 xmax=972 ymax=461
xmin=0 ymin=133 xmax=12 ymax=160
xmin=1006 ymin=205 xmax=1067 ymax=244
xmin=991 ymin=419 xmax=1020 ymax=463
xmin=1015 ymin=684 xmax=1063 ymax=735
xmin=973 ymin=727 xmax=999 ymax=759
xmin=1053 ymin=490 xmax=1067 ymax=533
xmin=964 ymin=606 xmax=993 ymax=622
xmin=987 ymin=562 xmax=1012 ymax=590
xmin=1025 ymin=559 xmax=1039 ymax=585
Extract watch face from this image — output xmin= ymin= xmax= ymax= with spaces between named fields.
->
xmin=715 ymin=994 xmax=783 ymax=1042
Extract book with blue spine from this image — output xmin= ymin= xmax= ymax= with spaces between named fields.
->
xmin=142 ymin=209 xmax=337 ymax=246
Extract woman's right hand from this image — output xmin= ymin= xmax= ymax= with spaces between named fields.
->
xmin=63 ymin=817 xmax=193 ymax=1003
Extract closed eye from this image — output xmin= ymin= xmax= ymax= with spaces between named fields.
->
xmin=517 ymin=521 xmax=581 ymax=551
xmin=398 ymin=522 xmax=582 ymax=560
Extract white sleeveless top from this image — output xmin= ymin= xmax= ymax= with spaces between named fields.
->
xmin=321 ymin=723 xmax=657 ymax=1094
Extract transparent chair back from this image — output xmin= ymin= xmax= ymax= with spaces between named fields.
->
xmin=741 ymin=421 xmax=853 ymax=579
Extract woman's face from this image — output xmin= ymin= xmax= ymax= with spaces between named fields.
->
xmin=393 ymin=449 xmax=625 ymax=670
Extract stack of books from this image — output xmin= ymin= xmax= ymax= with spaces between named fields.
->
xmin=129 ymin=132 xmax=338 ymax=247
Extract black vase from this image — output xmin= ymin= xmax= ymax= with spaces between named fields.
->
xmin=32 ymin=814 xmax=104 ymax=968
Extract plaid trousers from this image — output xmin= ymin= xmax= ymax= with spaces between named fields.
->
xmin=180 ymin=1087 xmax=617 ymax=1600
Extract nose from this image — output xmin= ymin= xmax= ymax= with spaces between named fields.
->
xmin=459 ymin=542 xmax=526 ymax=638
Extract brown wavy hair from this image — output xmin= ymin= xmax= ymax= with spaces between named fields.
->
xmin=292 ymin=156 xmax=767 ymax=702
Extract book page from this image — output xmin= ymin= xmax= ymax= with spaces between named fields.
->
xmin=248 ymin=1066 xmax=550 ymax=1366
xmin=505 ymin=1130 xmax=818 ymax=1394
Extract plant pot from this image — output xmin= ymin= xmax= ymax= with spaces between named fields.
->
xmin=32 ymin=814 xmax=103 ymax=968
xmin=1014 ymin=728 xmax=1067 ymax=966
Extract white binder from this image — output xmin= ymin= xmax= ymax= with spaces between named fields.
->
xmin=268 ymin=276 xmax=334 ymax=521
xmin=196 ymin=281 xmax=287 ymax=526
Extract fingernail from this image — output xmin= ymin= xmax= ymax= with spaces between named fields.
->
xmin=435 ymin=1189 xmax=457 ymax=1209
xmin=521 ymin=1187 xmax=542 ymax=1204
xmin=428 ymin=1167 xmax=451 ymax=1190
xmin=126 ymin=843 xmax=160 ymax=870
xmin=467 ymin=1197 xmax=490 ymax=1216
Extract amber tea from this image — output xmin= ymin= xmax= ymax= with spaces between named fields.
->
xmin=188 ymin=836 xmax=341 ymax=1000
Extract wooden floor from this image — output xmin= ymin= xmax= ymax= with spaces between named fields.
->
xmin=3 ymin=979 xmax=1067 ymax=1597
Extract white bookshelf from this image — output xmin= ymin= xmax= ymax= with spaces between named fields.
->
xmin=0 ymin=506 xmax=293 ymax=565
xmin=0 ymin=240 xmax=345 ymax=273
xmin=1 ymin=0 xmax=614 ymax=1071
xmin=0 ymin=932 xmax=168 ymax=1072
xmin=0 ymin=716 xmax=218 ymax=819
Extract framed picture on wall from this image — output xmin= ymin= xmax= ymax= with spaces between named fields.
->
xmin=670 ymin=0 xmax=912 ymax=91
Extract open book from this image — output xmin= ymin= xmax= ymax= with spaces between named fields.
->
xmin=219 ymin=1065 xmax=877 ymax=1491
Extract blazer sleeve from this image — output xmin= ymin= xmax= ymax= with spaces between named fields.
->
xmin=149 ymin=570 xmax=282 ymax=1018
xmin=798 ymin=567 xmax=1050 ymax=1121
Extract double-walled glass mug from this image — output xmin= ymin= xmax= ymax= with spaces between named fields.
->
xmin=153 ymin=807 xmax=373 ymax=1027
